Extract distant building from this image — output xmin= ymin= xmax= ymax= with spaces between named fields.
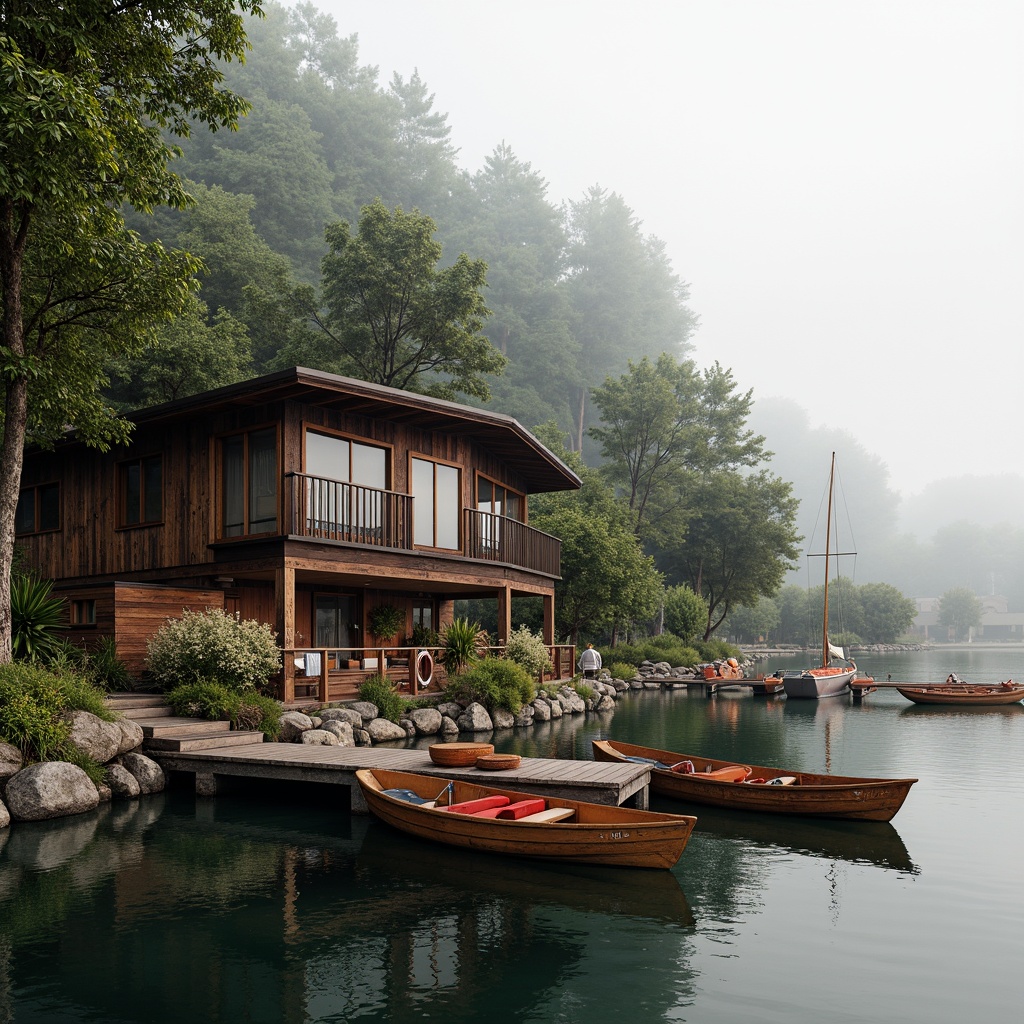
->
xmin=911 ymin=595 xmax=1024 ymax=641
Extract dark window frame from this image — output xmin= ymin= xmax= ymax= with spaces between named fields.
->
xmin=117 ymin=454 xmax=164 ymax=528
xmin=15 ymin=482 xmax=61 ymax=536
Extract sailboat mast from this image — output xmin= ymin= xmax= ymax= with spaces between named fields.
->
xmin=822 ymin=452 xmax=835 ymax=668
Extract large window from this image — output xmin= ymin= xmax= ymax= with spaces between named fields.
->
xmin=221 ymin=427 xmax=278 ymax=537
xmin=315 ymin=594 xmax=358 ymax=650
xmin=15 ymin=483 xmax=60 ymax=535
xmin=119 ymin=455 xmax=162 ymax=527
xmin=412 ymin=456 xmax=460 ymax=549
xmin=304 ymin=429 xmax=389 ymax=535
xmin=476 ymin=476 xmax=524 ymax=521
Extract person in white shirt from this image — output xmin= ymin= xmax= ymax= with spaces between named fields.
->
xmin=578 ymin=643 xmax=602 ymax=679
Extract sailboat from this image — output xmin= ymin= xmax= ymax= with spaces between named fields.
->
xmin=782 ymin=452 xmax=858 ymax=699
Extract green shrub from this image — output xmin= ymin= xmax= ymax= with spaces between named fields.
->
xmin=166 ymin=680 xmax=282 ymax=737
xmin=692 ymin=638 xmax=741 ymax=663
xmin=368 ymin=603 xmax=405 ymax=642
xmin=504 ymin=624 xmax=553 ymax=677
xmin=11 ymin=575 xmax=66 ymax=663
xmin=601 ymin=634 xmax=704 ymax=670
xmin=0 ymin=662 xmax=109 ymax=776
xmin=438 ymin=617 xmax=489 ymax=677
xmin=445 ymin=659 xmax=536 ymax=714
xmin=358 ymin=674 xmax=408 ymax=723
xmin=82 ymin=637 xmax=133 ymax=692
xmin=410 ymin=623 xmax=440 ymax=647
xmin=608 ymin=661 xmax=636 ymax=680
xmin=146 ymin=608 xmax=281 ymax=693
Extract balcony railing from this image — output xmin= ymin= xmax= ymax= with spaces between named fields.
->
xmin=286 ymin=473 xmax=561 ymax=576
xmin=464 ymin=508 xmax=561 ymax=577
xmin=287 ymin=473 xmax=413 ymax=549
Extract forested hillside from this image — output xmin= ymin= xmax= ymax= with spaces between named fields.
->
xmin=120 ymin=0 xmax=697 ymax=455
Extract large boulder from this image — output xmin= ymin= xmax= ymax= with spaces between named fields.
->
xmin=320 ymin=720 xmax=355 ymax=746
xmin=437 ymin=702 xmax=463 ymax=720
xmin=115 ymin=718 xmax=145 ymax=756
xmin=439 ymin=715 xmax=460 ymax=735
xmin=300 ymin=729 xmax=339 ymax=745
xmin=65 ymin=710 xmax=122 ymax=764
xmin=5 ymin=761 xmax=100 ymax=821
xmin=0 ymin=798 xmax=9 ymax=830
xmin=319 ymin=707 xmax=363 ymax=729
xmin=530 ymin=699 xmax=552 ymax=722
xmin=106 ymin=763 xmax=141 ymax=799
xmin=0 ymin=741 xmax=23 ymax=782
xmin=491 ymin=707 xmax=516 ymax=730
xmin=457 ymin=702 xmax=493 ymax=733
xmin=408 ymin=707 xmax=442 ymax=736
xmin=278 ymin=711 xmax=314 ymax=743
xmin=349 ymin=701 xmax=379 ymax=723
xmin=118 ymin=752 xmax=166 ymax=794
xmin=366 ymin=717 xmax=407 ymax=743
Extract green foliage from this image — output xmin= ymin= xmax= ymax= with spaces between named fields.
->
xmin=724 ymin=598 xmax=781 ymax=644
xmin=166 ymin=680 xmax=282 ymax=738
xmin=146 ymin=608 xmax=281 ymax=693
xmin=368 ymin=603 xmax=405 ymax=642
xmin=0 ymin=663 xmax=110 ymax=771
xmin=607 ymin=661 xmax=637 ymax=681
xmin=444 ymin=659 xmax=536 ymax=715
xmin=11 ymin=576 xmax=66 ymax=663
xmin=357 ymin=674 xmax=408 ymax=723
xmin=692 ymin=638 xmax=740 ymax=663
xmin=504 ymin=624 xmax=553 ymax=677
xmin=938 ymin=587 xmax=983 ymax=642
xmin=410 ymin=623 xmax=440 ymax=647
xmin=663 ymin=585 xmax=709 ymax=645
xmin=305 ymin=198 xmax=506 ymax=401
xmin=600 ymin=634 xmax=702 ymax=669
xmin=83 ymin=637 xmax=133 ymax=692
xmin=438 ymin=618 xmax=489 ymax=678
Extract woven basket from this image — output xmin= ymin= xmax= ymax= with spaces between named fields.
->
xmin=428 ymin=742 xmax=494 ymax=767
xmin=475 ymin=753 xmax=521 ymax=771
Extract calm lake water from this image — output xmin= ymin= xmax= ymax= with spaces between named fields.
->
xmin=2 ymin=649 xmax=1022 ymax=1023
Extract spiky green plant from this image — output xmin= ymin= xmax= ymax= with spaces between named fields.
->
xmin=437 ymin=618 xmax=489 ymax=678
xmin=11 ymin=576 xmax=67 ymax=663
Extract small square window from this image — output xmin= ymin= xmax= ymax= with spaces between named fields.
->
xmin=71 ymin=599 xmax=96 ymax=626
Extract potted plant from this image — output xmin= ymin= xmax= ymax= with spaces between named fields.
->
xmin=368 ymin=603 xmax=404 ymax=643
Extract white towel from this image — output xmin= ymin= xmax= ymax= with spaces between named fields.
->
xmin=304 ymin=652 xmax=322 ymax=676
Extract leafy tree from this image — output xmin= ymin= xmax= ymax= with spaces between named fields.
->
xmin=858 ymin=582 xmax=917 ymax=643
xmin=775 ymin=584 xmax=811 ymax=644
xmin=0 ymin=0 xmax=260 ymax=663
xmin=590 ymin=354 xmax=767 ymax=544
xmin=561 ymin=187 xmax=698 ymax=450
xmin=304 ymin=198 xmax=506 ymax=400
xmin=107 ymin=297 xmax=253 ymax=408
xmin=724 ymin=598 xmax=781 ymax=644
xmin=938 ymin=587 xmax=983 ymax=642
xmin=657 ymin=471 xmax=801 ymax=639
xmin=662 ymin=585 xmax=709 ymax=645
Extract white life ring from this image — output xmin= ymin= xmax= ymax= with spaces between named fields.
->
xmin=416 ymin=649 xmax=434 ymax=688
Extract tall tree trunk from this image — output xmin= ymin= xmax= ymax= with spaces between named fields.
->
xmin=0 ymin=200 xmax=31 ymax=664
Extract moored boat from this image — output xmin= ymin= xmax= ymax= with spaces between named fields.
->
xmin=592 ymin=739 xmax=916 ymax=822
xmin=896 ymin=681 xmax=1024 ymax=706
xmin=355 ymin=767 xmax=696 ymax=870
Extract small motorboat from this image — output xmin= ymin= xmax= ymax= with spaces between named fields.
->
xmin=592 ymin=739 xmax=917 ymax=822
xmin=355 ymin=767 xmax=697 ymax=870
xmin=896 ymin=680 xmax=1024 ymax=706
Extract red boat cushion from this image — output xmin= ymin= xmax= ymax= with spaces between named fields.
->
xmin=494 ymin=799 xmax=548 ymax=820
xmin=438 ymin=795 xmax=510 ymax=815
xmin=693 ymin=765 xmax=750 ymax=783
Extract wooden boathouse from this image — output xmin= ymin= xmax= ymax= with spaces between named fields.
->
xmin=16 ymin=367 xmax=582 ymax=701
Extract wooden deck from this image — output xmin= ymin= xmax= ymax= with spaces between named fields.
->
xmin=148 ymin=743 xmax=653 ymax=812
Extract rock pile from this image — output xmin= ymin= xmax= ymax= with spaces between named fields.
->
xmin=0 ymin=711 xmax=164 ymax=830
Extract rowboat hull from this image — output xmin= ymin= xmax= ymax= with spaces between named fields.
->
xmin=782 ymin=666 xmax=856 ymax=699
xmin=896 ymin=685 xmax=1024 ymax=706
xmin=356 ymin=767 xmax=696 ymax=870
xmin=592 ymin=740 xmax=916 ymax=822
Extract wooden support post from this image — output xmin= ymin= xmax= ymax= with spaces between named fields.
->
xmin=496 ymin=585 xmax=512 ymax=646
xmin=276 ymin=564 xmax=296 ymax=703
xmin=543 ymin=592 xmax=555 ymax=645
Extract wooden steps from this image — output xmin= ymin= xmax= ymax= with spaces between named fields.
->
xmin=104 ymin=693 xmax=265 ymax=752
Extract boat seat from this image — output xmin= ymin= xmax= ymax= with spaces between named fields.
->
xmin=516 ymin=807 xmax=576 ymax=823
xmin=622 ymin=755 xmax=674 ymax=770
xmin=438 ymin=795 xmax=511 ymax=815
xmin=470 ymin=798 xmax=548 ymax=820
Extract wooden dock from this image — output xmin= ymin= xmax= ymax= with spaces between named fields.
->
xmin=148 ymin=743 xmax=653 ymax=812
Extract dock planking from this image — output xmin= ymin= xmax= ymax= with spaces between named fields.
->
xmin=148 ymin=743 xmax=653 ymax=812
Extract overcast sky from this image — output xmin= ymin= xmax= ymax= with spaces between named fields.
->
xmin=316 ymin=1 xmax=1023 ymax=498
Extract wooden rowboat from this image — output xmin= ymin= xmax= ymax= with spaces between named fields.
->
xmin=896 ymin=682 xmax=1024 ymax=706
xmin=355 ymin=767 xmax=696 ymax=870
xmin=592 ymin=739 xmax=916 ymax=822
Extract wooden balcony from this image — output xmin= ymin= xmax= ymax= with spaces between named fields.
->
xmin=464 ymin=508 xmax=561 ymax=577
xmin=285 ymin=473 xmax=561 ymax=578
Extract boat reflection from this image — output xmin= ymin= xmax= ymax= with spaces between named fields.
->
xmin=665 ymin=799 xmax=917 ymax=874
xmin=355 ymin=819 xmax=696 ymax=926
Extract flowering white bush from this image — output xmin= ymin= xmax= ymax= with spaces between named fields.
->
xmin=146 ymin=608 xmax=281 ymax=693
xmin=504 ymin=624 xmax=553 ymax=678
